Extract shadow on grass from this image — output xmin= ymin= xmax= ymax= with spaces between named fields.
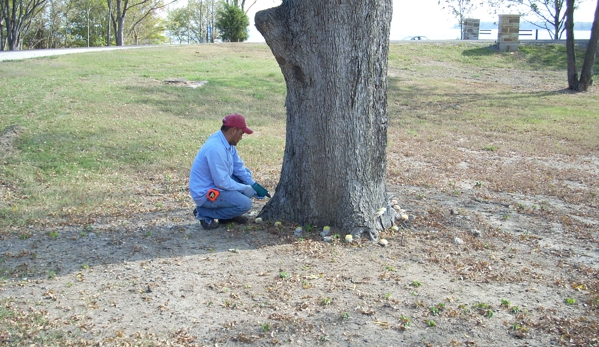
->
xmin=460 ymin=45 xmax=499 ymax=57
xmin=461 ymin=44 xmax=599 ymax=71
xmin=387 ymin=76 xmax=570 ymax=115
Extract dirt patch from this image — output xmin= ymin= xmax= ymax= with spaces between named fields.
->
xmin=163 ymin=78 xmax=209 ymax=89
xmin=0 ymin=124 xmax=21 ymax=155
xmin=1 ymin=170 xmax=598 ymax=346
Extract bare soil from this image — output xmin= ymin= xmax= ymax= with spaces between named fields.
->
xmin=1 ymin=167 xmax=598 ymax=346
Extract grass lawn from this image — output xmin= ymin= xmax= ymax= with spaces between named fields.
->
xmin=0 ymin=42 xmax=598 ymax=232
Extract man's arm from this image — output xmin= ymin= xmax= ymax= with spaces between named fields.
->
xmin=231 ymin=147 xmax=256 ymax=186
xmin=206 ymin=148 xmax=250 ymax=191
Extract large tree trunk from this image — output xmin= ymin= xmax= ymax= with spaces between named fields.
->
xmin=255 ymin=0 xmax=394 ymax=240
xmin=578 ymin=0 xmax=599 ymax=91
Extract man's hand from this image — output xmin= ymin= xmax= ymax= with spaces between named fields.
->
xmin=241 ymin=185 xmax=256 ymax=197
xmin=252 ymin=183 xmax=271 ymax=198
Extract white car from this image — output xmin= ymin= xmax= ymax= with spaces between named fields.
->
xmin=403 ymin=36 xmax=429 ymax=40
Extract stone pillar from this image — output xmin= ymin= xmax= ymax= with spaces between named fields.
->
xmin=497 ymin=14 xmax=520 ymax=52
xmin=463 ymin=18 xmax=480 ymax=40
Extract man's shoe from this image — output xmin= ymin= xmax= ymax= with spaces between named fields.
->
xmin=219 ymin=215 xmax=249 ymax=225
xmin=200 ymin=219 xmax=219 ymax=230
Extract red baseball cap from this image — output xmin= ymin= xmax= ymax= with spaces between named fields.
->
xmin=222 ymin=114 xmax=253 ymax=134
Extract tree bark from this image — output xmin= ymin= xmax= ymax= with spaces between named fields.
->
xmin=115 ymin=0 xmax=125 ymax=46
xmin=578 ymin=0 xmax=599 ymax=91
xmin=255 ymin=0 xmax=394 ymax=240
xmin=565 ymin=0 xmax=578 ymax=90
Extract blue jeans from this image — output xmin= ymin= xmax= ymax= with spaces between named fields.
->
xmin=195 ymin=190 xmax=252 ymax=223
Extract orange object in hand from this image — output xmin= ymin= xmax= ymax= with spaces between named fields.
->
xmin=206 ymin=189 xmax=220 ymax=201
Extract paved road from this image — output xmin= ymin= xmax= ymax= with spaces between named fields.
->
xmin=0 ymin=45 xmax=153 ymax=62
xmin=1 ymin=40 xmax=581 ymax=62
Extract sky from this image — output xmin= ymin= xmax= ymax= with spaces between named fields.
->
xmin=244 ymin=0 xmax=597 ymax=41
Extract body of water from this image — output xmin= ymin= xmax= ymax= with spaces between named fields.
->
xmin=248 ymin=26 xmax=591 ymax=42
xmin=393 ymin=28 xmax=592 ymax=41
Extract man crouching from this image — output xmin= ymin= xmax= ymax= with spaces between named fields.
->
xmin=189 ymin=113 xmax=269 ymax=229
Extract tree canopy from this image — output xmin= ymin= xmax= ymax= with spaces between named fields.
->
xmin=215 ymin=1 xmax=248 ymax=42
xmin=0 ymin=0 xmax=167 ymax=50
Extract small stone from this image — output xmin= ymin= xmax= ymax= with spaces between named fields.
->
xmin=294 ymin=227 xmax=303 ymax=236
xmin=345 ymin=234 xmax=353 ymax=243
xmin=254 ymin=217 xmax=263 ymax=224
xmin=471 ymin=229 xmax=482 ymax=237
xmin=320 ymin=226 xmax=331 ymax=236
xmin=379 ymin=239 xmax=389 ymax=247
xmin=323 ymin=236 xmax=333 ymax=242
xmin=453 ymin=237 xmax=464 ymax=245
xmin=274 ymin=221 xmax=282 ymax=227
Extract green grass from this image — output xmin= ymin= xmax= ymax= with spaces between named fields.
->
xmin=1 ymin=42 xmax=598 ymax=231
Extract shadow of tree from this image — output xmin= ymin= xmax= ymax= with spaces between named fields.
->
xmin=461 ymin=44 xmax=599 ymax=72
xmin=0 ymin=206 xmax=297 ymax=282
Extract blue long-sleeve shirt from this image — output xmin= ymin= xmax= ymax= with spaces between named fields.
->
xmin=189 ymin=130 xmax=255 ymax=206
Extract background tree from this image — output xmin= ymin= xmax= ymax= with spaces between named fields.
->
xmin=1 ymin=0 xmax=47 ymax=50
xmin=64 ymin=0 xmax=108 ymax=47
xmin=109 ymin=0 xmax=173 ymax=46
xmin=165 ymin=0 xmax=214 ymax=44
xmin=255 ymin=0 xmax=395 ymax=240
xmin=566 ymin=0 xmax=599 ymax=91
xmin=165 ymin=5 xmax=190 ymax=43
xmin=125 ymin=3 xmax=165 ymax=44
xmin=187 ymin=0 xmax=209 ymax=42
xmin=223 ymin=0 xmax=257 ymax=13
xmin=44 ymin=0 xmax=72 ymax=48
xmin=1 ymin=3 xmax=5 ymax=49
xmin=438 ymin=0 xmax=477 ymax=39
xmin=215 ymin=1 xmax=248 ymax=42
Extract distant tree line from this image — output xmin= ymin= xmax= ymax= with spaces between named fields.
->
xmin=1 ymin=0 xmax=252 ymax=50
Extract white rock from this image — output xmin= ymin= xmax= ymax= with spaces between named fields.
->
xmin=375 ymin=207 xmax=387 ymax=217
xmin=453 ymin=237 xmax=464 ymax=245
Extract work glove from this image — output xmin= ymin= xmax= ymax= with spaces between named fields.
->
xmin=252 ymin=183 xmax=271 ymax=198
xmin=241 ymin=185 xmax=256 ymax=198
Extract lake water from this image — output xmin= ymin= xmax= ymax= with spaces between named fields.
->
xmin=390 ymin=28 xmax=591 ymax=41
xmin=248 ymin=26 xmax=591 ymax=42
